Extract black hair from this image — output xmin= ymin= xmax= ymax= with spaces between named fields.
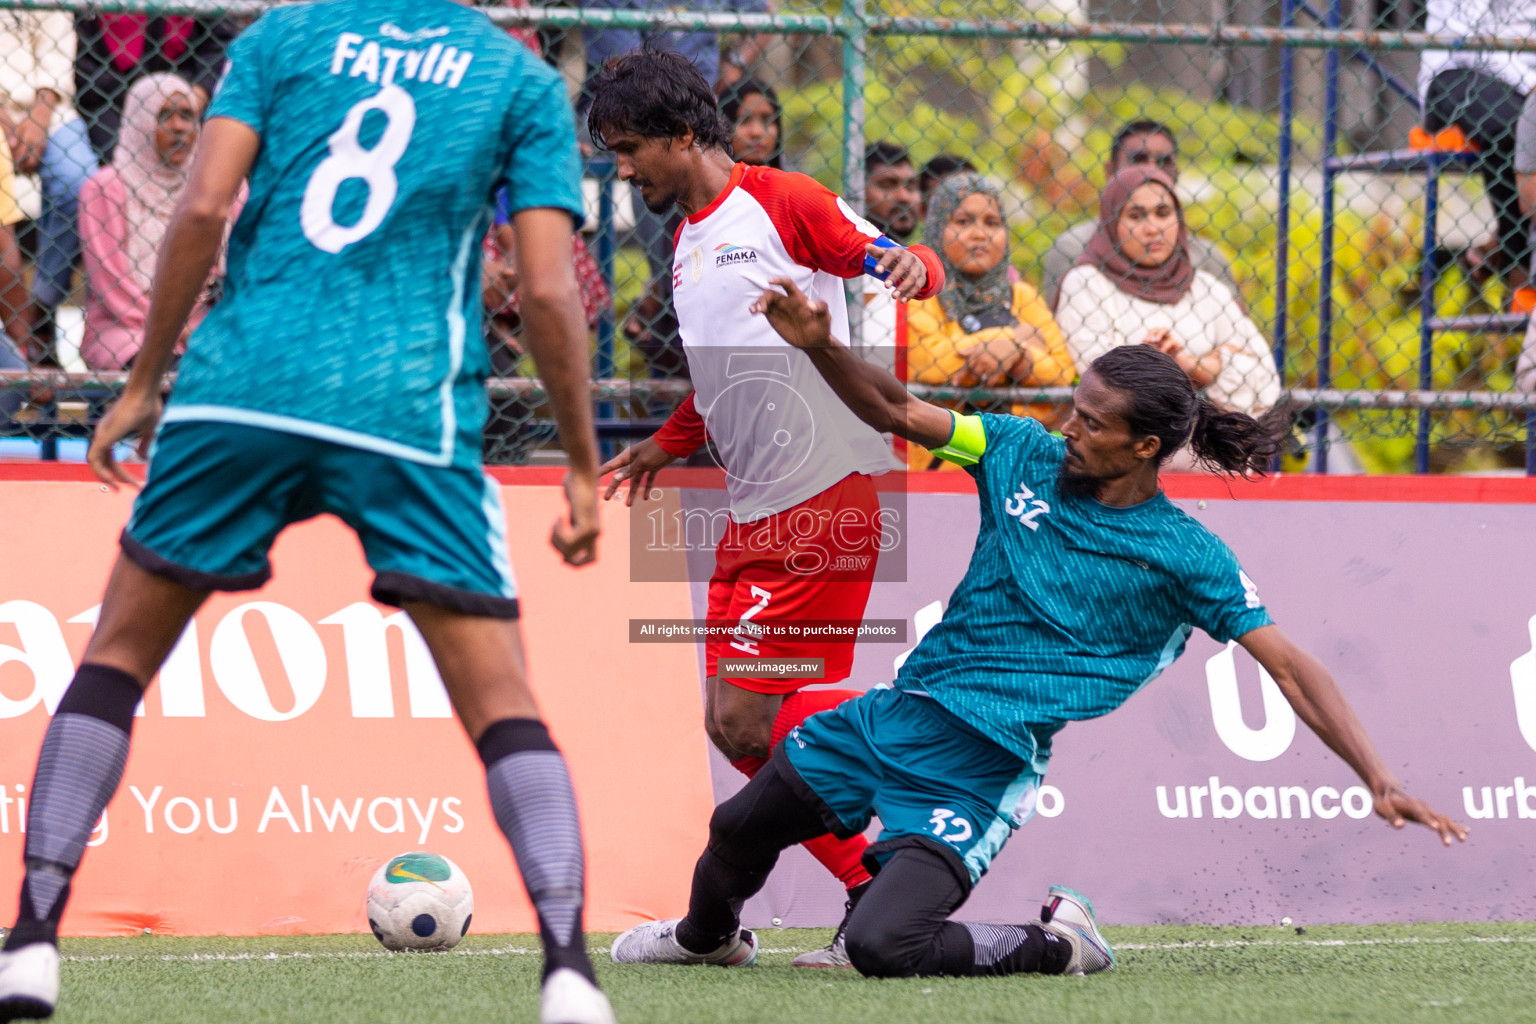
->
xmin=587 ymin=47 xmax=733 ymax=153
xmin=865 ymin=140 xmax=912 ymax=172
xmin=918 ymin=153 xmax=976 ymax=195
xmin=719 ymin=77 xmax=784 ymax=169
xmin=1089 ymin=345 xmax=1290 ymax=476
xmin=1110 ymin=120 xmax=1177 ymax=164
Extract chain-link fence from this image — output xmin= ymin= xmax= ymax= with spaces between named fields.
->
xmin=0 ymin=1 xmax=1532 ymax=473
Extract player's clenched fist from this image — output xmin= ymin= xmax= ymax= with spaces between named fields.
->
xmin=865 ymin=242 xmax=929 ymax=301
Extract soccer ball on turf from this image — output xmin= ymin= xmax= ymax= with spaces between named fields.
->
xmin=365 ymin=852 xmax=474 ymax=951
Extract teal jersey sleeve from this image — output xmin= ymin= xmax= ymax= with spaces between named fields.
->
xmin=207 ymin=11 xmax=275 ymax=134
xmin=498 ymin=63 xmax=583 ymax=222
xmin=1183 ymin=539 xmax=1274 ymax=643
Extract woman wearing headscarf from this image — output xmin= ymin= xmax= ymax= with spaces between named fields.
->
xmin=719 ymin=77 xmax=782 ymax=169
xmin=1055 ymin=165 xmax=1279 ymax=419
xmin=905 ymin=173 xmax=1074 ymax=468
xmin=78 ymin=72 xmax=208 ymax=370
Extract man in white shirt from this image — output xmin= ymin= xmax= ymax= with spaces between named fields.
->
xmin=587 ymin=47 xmax=944 ymax=968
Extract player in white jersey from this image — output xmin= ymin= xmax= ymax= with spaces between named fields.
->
xmin=587 ymin=48 xmax=945 ymax=967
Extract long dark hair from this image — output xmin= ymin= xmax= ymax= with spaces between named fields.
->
xmin=718 ymin=77 xmax=783 ymax=169
xmin=587 ymin=47 xmax=733 ymax=153
xmin=1090 ymin=345 xmax=1290 ymax=476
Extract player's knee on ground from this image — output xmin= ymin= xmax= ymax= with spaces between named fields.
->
xmin=844 ymin=919 xmax=924 ymax=978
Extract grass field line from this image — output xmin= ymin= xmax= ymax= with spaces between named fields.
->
xmin=54 ymin=934 xmax=1536 ymax=964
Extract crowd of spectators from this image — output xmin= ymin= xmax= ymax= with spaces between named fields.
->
xmin=0 ymin=6 xmax=1522 ymax=471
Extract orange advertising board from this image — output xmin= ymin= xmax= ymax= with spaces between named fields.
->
xmin=0 ymin=469 xmax=713 ymax=936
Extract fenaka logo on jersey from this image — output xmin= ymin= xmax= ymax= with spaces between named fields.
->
xmin=714 ymin=243 xmax=759 ymax=267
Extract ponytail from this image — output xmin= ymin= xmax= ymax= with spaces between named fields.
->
xmin=1187 ymin=399 xmax=1292 ymax=476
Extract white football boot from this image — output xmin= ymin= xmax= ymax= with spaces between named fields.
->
xmin=1039 ymin=885 xmax=1115 ymax=975
xmin=609 ymin=920 xmax=757 ymax=967
xmin=789 ymin=930 xmax=851 ymax=969
xmin=0 ymin=942 xmax=59 ymax=1021
xmin=539 ymin=968 xmax=616 ymax=1024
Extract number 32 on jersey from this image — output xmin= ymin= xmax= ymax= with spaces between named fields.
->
xmin=301 ymin=85 xmax=416 ymax=254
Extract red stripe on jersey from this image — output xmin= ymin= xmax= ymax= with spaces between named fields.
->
xmin=734 ymin=164 xmax=879 ymax=279
xmin=654 ymin=392 xmax=709 ymax=458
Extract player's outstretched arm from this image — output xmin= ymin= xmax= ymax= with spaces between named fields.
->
xmin=512 ymin=207 xmax=600 ymax=567
xmin=751 ymin=278 xmax=952 ymax=448
xmin=1237 ymin=624 xmax=1468 ymax=846
xmin=89 ymin=116 xmax=258 ymax=490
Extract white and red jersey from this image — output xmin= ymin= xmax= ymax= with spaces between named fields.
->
xmin=654 ymin=163 xmax=944 ymax=522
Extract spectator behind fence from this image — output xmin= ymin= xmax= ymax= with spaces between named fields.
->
xmin=78 ymin=73 xmax=205 ymax=370
xmin=1 ymin=11 xmax=98 ymax=359
xmin=74 ymin=14 xmax=233 ymax=163
xmin=905 ymin=173 xmax=1074 ymax=469
xmin=719 ymin=77 xmax=782 ymax=169
xmin=864 ymin=141 xmax=920 ymax=242
xmin=849 ymin=141 xmax=922 ymax=365
xmin=1055 ymin=166 xmax=1279 ymax=432
xmin=1042 ymin=120 xmax=1237 ymax=311
xmin=1420 ymin=0 xmax=1535 ymax=290
xmin=917 ymin=153 xmax=975 ymax=212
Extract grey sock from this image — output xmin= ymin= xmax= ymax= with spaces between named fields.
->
xmin=485 ymin=749 xmax=590 ymax=980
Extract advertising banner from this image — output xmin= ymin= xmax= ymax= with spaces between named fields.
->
xmin=0 ymin=468 xmax=1532 ymax=934
xmin=0 ymin=469 xmax=714 ymax=936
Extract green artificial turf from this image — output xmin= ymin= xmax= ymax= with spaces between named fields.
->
xmin=38 ymin=923 xmax=1536 ymax=1023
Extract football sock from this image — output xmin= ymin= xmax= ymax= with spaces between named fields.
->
xmin=478 ymin=718 xmax=594 ymax=983
xmin=959 ymin=923 xmax=1071 ymax=976
xmin=840 ymin=846 xmax=1072 ymax=977
xmin=676 ymin=760 xmax=829 ymax=954
xmin=5 ymin=664 xmax=141 ymax=950
xmin=770 ymin=690 xmax=872 ymax=890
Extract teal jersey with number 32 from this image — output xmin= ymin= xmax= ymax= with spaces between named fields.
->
xmin=166 ymin=0 xmax=583 ymax=468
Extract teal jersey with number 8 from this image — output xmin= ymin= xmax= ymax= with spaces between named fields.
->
xmin=167 ymin=0 xmax=583 ymax=467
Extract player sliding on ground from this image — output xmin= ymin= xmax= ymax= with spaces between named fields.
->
xmin=587 ymin=49 xmax=944 ymax=967
xmin=610 ymin=278 xmax=1468 ymax=979
xmin=0 ymin=3 xmax=614 ymax=1023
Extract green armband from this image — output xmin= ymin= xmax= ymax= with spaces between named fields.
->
xmin=929 ymin=412 xmax=987 ymax=466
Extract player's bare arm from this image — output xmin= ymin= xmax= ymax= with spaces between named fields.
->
xmin=1237 ymin=623 xmax=1468 ymax=845
xmin=90 ymin=116 xmax=260 ymax=491
xmin=513 ymin=207 xmax=602 ymax=567
xmin=751 ymin=277 xmax=952 ymax=448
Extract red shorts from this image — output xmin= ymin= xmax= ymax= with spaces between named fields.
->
xmin=705 ymin=473 xmax=882 ymax=694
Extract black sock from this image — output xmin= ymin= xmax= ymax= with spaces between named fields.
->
xmin=478 ymin=719 xmax=594 ymax=983
xmin=5 ymin=664 xmax=141 ymax=951
xmin=675 ymin=760 xmax=829 ymax=955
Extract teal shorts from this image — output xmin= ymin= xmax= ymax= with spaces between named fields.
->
xmin=122 ymin=421 xmax=519 ymax=616
xmin=779 ymin=686 xmax=1043 ymax=889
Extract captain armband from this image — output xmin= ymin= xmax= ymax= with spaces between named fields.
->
xmin=928 ymin=412 xmax=987 ymax=467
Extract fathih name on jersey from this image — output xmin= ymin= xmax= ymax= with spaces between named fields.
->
xmin=331 ymin=32 xmax=474 ymax=90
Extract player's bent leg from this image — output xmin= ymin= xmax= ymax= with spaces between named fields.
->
xmin=1 ymin=556 xmax=208 ymax=1022
xmin=405 ymin=608 xmax=611 ymax=1024
xmin=611 ymin=757 xmax=829 ymax=966
xmin=842 ymin=846 xmax=1080 ymax=979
